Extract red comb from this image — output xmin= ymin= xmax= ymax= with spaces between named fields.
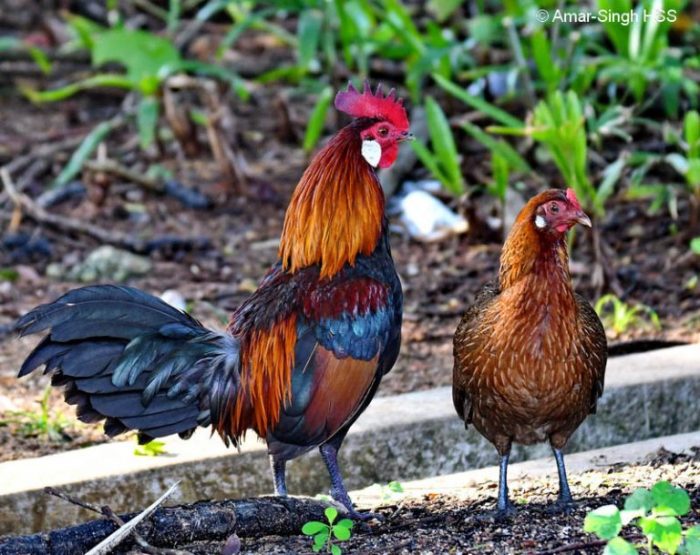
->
xmin=565 ymin=188 xmax=581 ymax=210
xmin=334 ymin=81 xmax=409 ymax=130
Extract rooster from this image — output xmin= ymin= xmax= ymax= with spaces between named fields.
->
xmin=452 ymin=189 xmax=607 ymax=514
xmin=16 ymin=82 xmax=411 ymax=520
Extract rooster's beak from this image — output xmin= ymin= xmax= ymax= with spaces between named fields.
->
xmin=398 ymin=131 xmax=415 ymax=142
xmin=574 ymin=211 xmax=592 ymax=228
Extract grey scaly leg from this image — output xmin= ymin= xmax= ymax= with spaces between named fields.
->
xmin=270 ymin=456 xmax=287 ymax=496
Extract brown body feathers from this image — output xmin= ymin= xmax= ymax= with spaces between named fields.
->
xmin=453 ymin=190 xmax=607 ymax=455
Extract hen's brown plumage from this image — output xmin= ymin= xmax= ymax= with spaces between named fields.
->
xmin=453 ymin=188 xmax=607 ymax=513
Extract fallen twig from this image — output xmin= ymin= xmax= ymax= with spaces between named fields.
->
xmin=534 ymin=534 xmax=645 ymax=554
xmin=83 ymin=159 xmax=164 ymax=193
xmin=85 ymin=482 xmax=181 ymax=555
xmin=1 ymin=166 xmax=136 ymax=248
xmin=44 ymin=487 xmax=188 ymax=555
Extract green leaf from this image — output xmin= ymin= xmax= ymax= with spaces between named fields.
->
xmin=461 ymin=121 xmax=531 ymax=173
xmin=433 ymin=74 xmax=524 ymax=128
xmin=137 ymin=96 xmax=160 ymax=150
xmin=625 ymin=487 xmax=654 ymax=513
xmin=336 ymin=518 xmax=354 ymax=530
xmin=425 ymin=96 xmax=464 ymax=195
xmin=691 ymin=238 xmax=700 ymax=255
xmin=584 ymin=505 xmax=622 ymax=540
xmin=133 ymin=439 xmax=167 ymax=456
xmin=302 ymin=521 xmax=328 ymax=535
xmin=167 ymin=0 xmax=181 ymax=33
xmin=92 ymin=28 xmax=182 ymax=85
xmin=427 ymin=0 xmax=463 ymax=21
xmin=27 ymin=46 xmax=52 ymax=75
xmin=640 ymin=515 xmax=682 ymax=555
xmin=52 ymin=120 xmax=116 ymax=189
xmin=313 ymin=531 xmax=329 ymax=548
xmin=685 ymin=111 xmax=700 ymax=159
xmin=0 ymin=268 xmax=19 ymax=282
xmin=685 ymin=526 xmax=700 ymax=555
xmin=603 ymin=537 xmax=638 ymax=555
xmin=387 ymin=481 xmax=404 ymax=493
xmin=651 ymin=481 xmax=691 ymax=516
xmin=22 ymin=74 xmax=134 ymax=103
xmin=325 ymin=506 xmax=338 ymax=525
xmin=331 ymin=544 xmax=342 ymax=555
xmin=303 ymin=86 xmax=333 ymax=153
xmin=411 ymin=139 xmax=449 ymax=187
xmin=297 ymin=10 xmax=322 ymax=70
xmin=332 ymin=525 xmax=351 ymax=541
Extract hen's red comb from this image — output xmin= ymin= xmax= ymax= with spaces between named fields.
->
xmin=334 ymin=81 xmax=409 ymax=130
xmin=565 ymin=188 xmax=581 ymax=210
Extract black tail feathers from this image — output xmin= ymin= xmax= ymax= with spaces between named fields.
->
xmin=16 ymin=285 xmax=241 ymax=445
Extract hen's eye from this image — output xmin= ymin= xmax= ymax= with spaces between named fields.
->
xmin=377 ymin=127 xmax=389 ymax=137
xmin=550 ymin=202 xmax=559 ymax=213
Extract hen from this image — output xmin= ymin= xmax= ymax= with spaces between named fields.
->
xmin=452 ymin=188 xmax=607 ymax=514
xmin=16 ymin=82 xmax=411 ymax=519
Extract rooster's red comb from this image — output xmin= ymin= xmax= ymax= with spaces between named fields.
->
xmin=334 ymin=81 xmax=409 ymax=131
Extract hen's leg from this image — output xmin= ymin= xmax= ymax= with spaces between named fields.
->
xmin=319 ymin=435 xmax=380 ymax=521
xmin=270 ymin=456 xmax=288 ymax=496
xmin=496 ymin=452 xmax=515 ymax=515
xmin=552 ymin=447 xmax=573 ymax=504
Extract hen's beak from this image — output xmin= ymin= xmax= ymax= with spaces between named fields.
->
xmin=574 ymin=211 xmax=592 ymax=228
xmin=398 ymin=131 xmax=415 ymax=142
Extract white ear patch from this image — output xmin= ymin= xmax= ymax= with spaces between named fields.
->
xmin=361 ymin=139 xmax=382 ymax=167
xmin=535 ymin=215 xmax=546 ymax=229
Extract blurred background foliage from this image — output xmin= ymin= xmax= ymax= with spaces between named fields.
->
xmin=1 ymin=0 xmax=699 ymax=312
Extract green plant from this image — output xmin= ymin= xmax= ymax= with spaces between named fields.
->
xmin=411 ymin=95 xmax=465 ymax=195
xmin=23 ymin=12 xmax=246 ymax=185
xmin=302 ymin=506 xmax=353 ymax=554
xmin=0 ymin=386 xmax=71 ymax=442
xmin=134 ymin=439 xmax=168 ymax=457
xmin=595 ymin=294 xmax=661 ymax=337
xmin=595 ymin=0 xmax=696 ymax=117
xmin=666 ymin=110 xmax=700 ymax=229
xmin=584 ymin=481 xmax=700 ymax=554
xmin=491 ymin=90 xmax=608 ymax=217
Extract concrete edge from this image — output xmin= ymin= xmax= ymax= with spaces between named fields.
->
xmin=1 ymin=343 xmax=698 ymax=497
xmin=352 ymin=430 xmax=700 ymax=506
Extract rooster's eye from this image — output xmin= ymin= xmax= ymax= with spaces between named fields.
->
xmin=550 ymin=202 xmax=559 ymax=213
xmin=377 ymin=127 xmax=389 ymax=137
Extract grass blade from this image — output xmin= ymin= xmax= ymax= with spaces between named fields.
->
xmin=432 ymin=74 xmax=523 ymax=128
xmin=303 ymin=86 xmax=333 ymax=153
xmin=52 ymin=120 xmax=116 ymax=189
xmin=425 ymin=95 xmax=464 ymax=194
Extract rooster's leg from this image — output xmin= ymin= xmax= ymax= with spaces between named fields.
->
xmin=270 ymin=456 xmax=288 ymax=496
xmin=320 ymin=438 xmax=381 ymax=521
xmin=496 ymin=452 xmax=515 ymax=514
xmin=552 ymin=448 xmax=573 ymax=504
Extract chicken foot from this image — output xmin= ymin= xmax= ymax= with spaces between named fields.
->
xmin=319 ymin=441 xmax=382 ymax=522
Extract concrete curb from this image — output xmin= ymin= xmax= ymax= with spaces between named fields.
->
xmin=352 ymin=430 xmax=700 ymax=506
xmin=1 ymin=344 xmax=698 ymax=534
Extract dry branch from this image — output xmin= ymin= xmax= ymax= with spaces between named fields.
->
xmin=0 ymin=496 xmax=331 ymax=555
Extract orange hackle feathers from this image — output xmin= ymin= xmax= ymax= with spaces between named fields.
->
xmin=224 ymin=315 xmax=298 ymax=438
xmin=335 ymin=81 xmax=409 ymax=131
xmin=278 ymin=126 xmax=385 ymax=280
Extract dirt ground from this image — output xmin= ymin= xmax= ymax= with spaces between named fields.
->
xmin=1 ymin=81 xmax=700 ymax=462
xmin=211 ymin=448 xmax=700 ymax=554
